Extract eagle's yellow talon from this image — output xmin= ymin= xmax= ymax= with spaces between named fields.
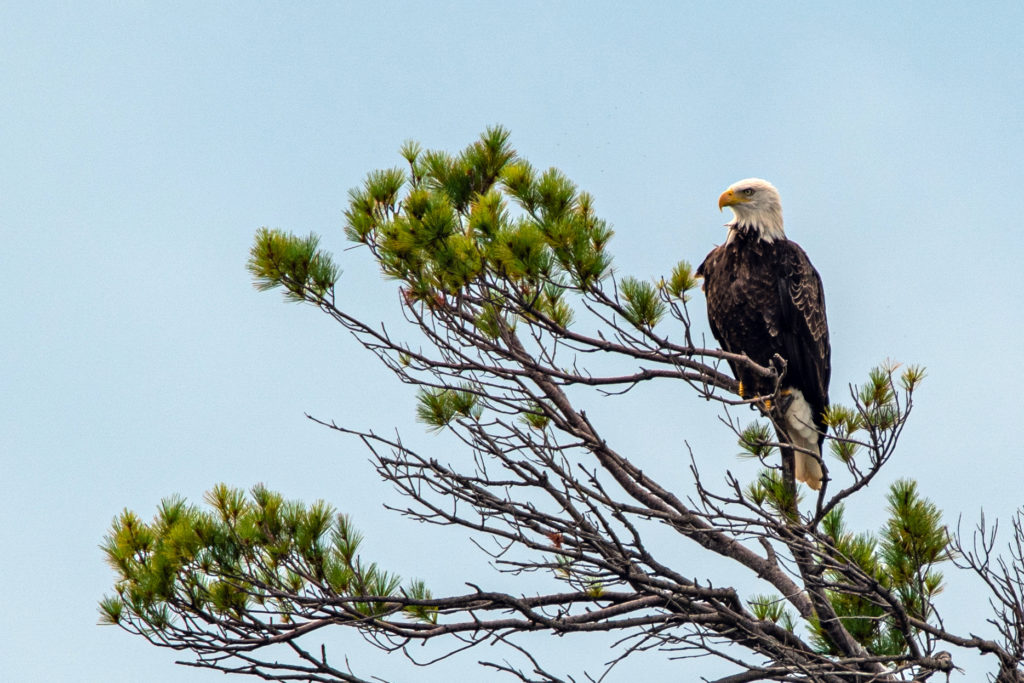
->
xmin=738 ymin=381 xmax=745 ymax=399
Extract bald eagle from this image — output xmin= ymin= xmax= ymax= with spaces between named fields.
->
xmin=696 ymin=179 xmax=830 ymax=490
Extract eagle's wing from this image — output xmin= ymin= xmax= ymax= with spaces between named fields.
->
xmin=775 ymin=242 xmax=831 ymax=421
xmin=695 ymin=249 xmax=725 ymax=343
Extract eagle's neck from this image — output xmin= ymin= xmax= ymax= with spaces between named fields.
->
xmin=726 ymin=207 xmax=785 ymax=244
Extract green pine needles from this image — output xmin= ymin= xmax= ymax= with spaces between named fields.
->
xmin=343 ymin=126 xmax=616 ymax=317
xmin=415 ymin=384 xmax=483 ymax=431
xmin=664 ymin=260 xmax=699 ymax=302
xmin=743 ymin=480 xmax=949 ymax=658
xmin=619 ymin=276 xmax=666 ymax=330
xmin=248 ymin=229 xmax=340 ymax=304
xmin=810 ymin=481 xmax=948 ymax=655
xmin=100 ymin=484 xmax=437 ymax=635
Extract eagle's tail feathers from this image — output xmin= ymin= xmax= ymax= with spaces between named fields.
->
xmin=795 ymin=452 xmax=823 ymax=491
xmin=783 ymin=389 xmax=824 ymax=490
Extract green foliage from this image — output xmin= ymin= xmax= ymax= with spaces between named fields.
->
xmin=859 ymin=366 xmax=895 ymax=408
xmin=536 ymin=187 xmax=613 ymax=289
xmin=402 ymin=579 xmax=438 ymax=624
xmin=247 ymin=228 xmax=340 ymax=303
xmin=738 ymin=422 xmax=775 ymax=460
xmin=824 ymin=362 xmax=924 ymax=464
xmin=619 ymin=276 xmax=666 ymax=330
xmin=399 ymin=140 xmax=422 ymax=176
xmin=474 ymin=299 xmax=512 ymax=339
xmin=899 ymin=364 xmax=926 ymax=392
xmin=745 ymin=469 xmax=801 ymax=520
xmin=336 ymin=126 xmax=614 ymax=308
xmin=748 ymin=594 xmax=797 ymax=632
xmin=739 ymin=425 xmax=807 ymax=518
xmin=810 ymin=484 xmax=949 ymax=656
xmin=858 ymin=364 xmax=901 ymax=430
xmin=664 ymin=260 xmax=698 ymax=301
xmin=813 ymin=505 xmax=897 ymax=655
xmin=490 ymin=221 xmax=552 ymax=280
xmin=97 ymin=594 xmax=124 ymax=625
xmin=500 ymin=160 xmax=537 ymax=210
xmin=534 ymin=283 xmax=575 ymax=328
xmin=880 ymin=479 xmax=948 ymax=621
xmin=823 ymin=405 xmax=863 ymax=462
xmin=520 ymin=400 xmax=551 ymax=430
xmin=415 ymin=385 xmax=483 ymax=431
xmin=100 ymin=485 xmax=436 ymax=632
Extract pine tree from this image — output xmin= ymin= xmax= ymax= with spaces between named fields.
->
xmin=101 ymin=128 xmax=1024 ymax=682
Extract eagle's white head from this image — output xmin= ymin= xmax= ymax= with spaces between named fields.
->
xmin=718 ymin=178 xmax=785 ymax=243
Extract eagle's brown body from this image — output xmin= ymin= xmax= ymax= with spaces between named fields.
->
xmin=698 ymin=229 xmax=830 ymax=417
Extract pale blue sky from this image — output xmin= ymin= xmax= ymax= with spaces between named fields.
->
xmin=3 ymin=2 xmax=1023 ymax=681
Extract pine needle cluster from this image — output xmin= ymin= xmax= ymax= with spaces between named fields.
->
xmin=741 ymin=481 xmax=950 ymax=659
xmin=619 ymin=276 xmax=666 ymax=330
xmin=247 ymin=229 xmax=339 ymax=303
xmin=99 ymin=485 xmax=436 ymax=635
xmin=824 ymin=362 xmax=924 ymax=464
xmin=810 ymin=480 xmax=949 ymax=655
xmin=415 ymin=384 xmax=483 ymax=431
xmin=664 ymin=260 xmax=698 ymax=302
xmin=342 ymin=126 xmax=613 ymax=331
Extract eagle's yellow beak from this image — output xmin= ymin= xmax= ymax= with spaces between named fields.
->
xmin=718 ymin=188 xmax=747 ymax=211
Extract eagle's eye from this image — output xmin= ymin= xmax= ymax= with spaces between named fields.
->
xmin=742 ymin=188 xmax=756 ymax=197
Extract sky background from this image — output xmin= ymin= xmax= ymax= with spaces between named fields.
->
xmin=3 ymin=2 xmax=1024 ymax=681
